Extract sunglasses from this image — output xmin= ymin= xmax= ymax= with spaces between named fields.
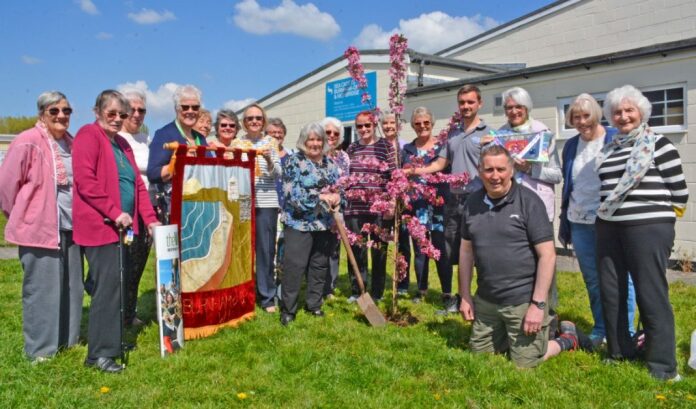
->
xmin=219 ymin=123 xmax=236 ymax=129
xmin=131 ymin=108 xmax=147 ymax=115
xmin=106 ymin=111 xmax=129 ymax=120
xmin=325 ymin=130 xmax=340 ymax=137
xmin=355 ymin=123 xmax=373 ymax=129
xmin=180 ymin=104 xmax=201 ymax=112
xmin=245 ymin=116 xmax=263 ymax=122
xmin=47 ymin=107 xmax=73 ymax=116
xmin=414 ymin=121 xmax=431 ymax=127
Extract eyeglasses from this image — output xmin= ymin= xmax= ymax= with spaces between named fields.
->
xmin=106 ymin=111 xmax=129 ymax=120
xmin=504 ymin=105 xmax=525 ymax=112
xmin=131 ymin=108 xmax=147 ymax=115
xmin=219 ymin=123 xmax=236 ymax=129
xmin=245 ymin=116 xmax=263 ymax=122
xmin=179 ymin=105 xmax=201 ymax=112
xmin=414 ymin=121 xmax=431 ymax=127
xmin=325 ymin=130 xmax=340 ymax=137
xmin=47 ymin=107 xmax=73 ymax=116
xmin=355 ymin=123 xmax=372 ymax=129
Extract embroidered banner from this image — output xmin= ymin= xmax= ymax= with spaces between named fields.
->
xmin=170 ymin=146 xmax=256 ymax=339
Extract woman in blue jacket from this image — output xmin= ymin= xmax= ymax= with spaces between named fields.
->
xmin=559 ymin=93 xmax=635 ymax=347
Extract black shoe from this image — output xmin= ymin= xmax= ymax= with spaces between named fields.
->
xmin=436 ymin=294 xmax=460 ymax=315
xmin=280 ymin=313 xmax=295 ymax=326
xmin=84 ymin=357 xmax=124 ymax=373
xmin=307 ymin=309 xmax=325 ymax=317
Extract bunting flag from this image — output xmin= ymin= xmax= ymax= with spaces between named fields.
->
xmin=169 ymin=145 xmax=256 ymax=339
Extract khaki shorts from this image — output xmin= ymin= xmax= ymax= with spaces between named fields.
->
xmin=469 ymin=294 xmax=550 ymax=368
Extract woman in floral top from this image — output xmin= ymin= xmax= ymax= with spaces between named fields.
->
xmin=279 ymin=122 xmax=341 ymax=325
xmin=400 ymin=106 xmax=451 ymax=303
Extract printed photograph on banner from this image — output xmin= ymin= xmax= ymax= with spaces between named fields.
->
xmin=492 ymin=131 xmax=552 ymax=162
xmin=154 ymin=224 xmax=184 ymax=357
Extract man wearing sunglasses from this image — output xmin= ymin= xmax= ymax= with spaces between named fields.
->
xmin=146 ymin=84 xmax=210 ymax=223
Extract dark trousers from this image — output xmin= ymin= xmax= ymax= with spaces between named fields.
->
xmin=324 ymin=239 xmax=341 ymax=296
xmin=19 ymin=231 xmax=83 ymax=358
xmin=85 ymin=243 xmax=126 ymax=359
xmin=255 ymin=207 xmax=278 ymax=308
xmin=345 ymin=214 xmax=387 ymax=299
xmin=398 ymin=228 xmax=452 ymax=294
xmin=281 ymin=228 xmax=334 ymax=315
xmin=596 ymin=220 xmax=677 ymax=380
xmin=444 ymin=193 xmax=467 ymax=266
xmin=125 ymin=217 xmax=152 ymax=322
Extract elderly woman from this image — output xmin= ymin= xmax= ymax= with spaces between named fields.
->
xmin=400 ymin=107 xmax=453 ymax=306
xmin=498 ymin=87 xmax=562 ymax=221
xmin=193 ymin=108 xmax=212 ymax=138
xmin=147 ymin=85 xmax=209 ymax=223
xmin=279 ymin=123 xmax=341 ymax=325
xmin=380 ymin=110 xmax=406 ymax=154
xmin=345 ymin=110 xmax=396 ymax=302
xmin=595 ymin=85 xmax=687 ymax=381
xmin=231 ymin=104 xmax=282 ymax=313
xmin=0 ymin=91 xmax=82 ymax=363
xmin=266 ymin=117 xmax=290 ymax=160
xmin=73 ymin=90 xmax=159 ymax=373
xmin=321 ymin=116 xmax=349 ymax=298
xmin=118 ymin=89 xmax=151 ymax=327
xmin=559 ymin=94 xmax=636 ymax=347
xmin=209 ymin=109 xmax=240 ymax=158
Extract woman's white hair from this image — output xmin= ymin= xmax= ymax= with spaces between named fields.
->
xmin=410 ymin=106 xmax=434 ymax=128
xmin=501 ymin=86 xmax=533 ymax=112
xmin=320 ymin=117 xmax=343 ymax=140
xmin=565 ymin=93 xmax=603 ymax=128
xmin=603 ymin=85 xmax=652 ymax=126
xmin=173 ymin=84 xmax=202 ymax=108
xmin=296 ymin=122 xmax=330 ymax=155
xmin=121 ymin=88 xmax=147 ymax=104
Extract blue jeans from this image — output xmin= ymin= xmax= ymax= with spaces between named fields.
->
xmin=571 ymin=222 xmax=636 ymax=339
xmin=255 ymin=208 xmax=278 ymax=308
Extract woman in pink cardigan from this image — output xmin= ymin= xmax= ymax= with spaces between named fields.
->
xmin=73 ymin=90 xmax=159 ymax=373
xmin=0 ymin=91 xmax=82 ymax=364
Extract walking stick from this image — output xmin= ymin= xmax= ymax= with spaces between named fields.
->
xmin=105 ymin=218 xmax=130 ymax=367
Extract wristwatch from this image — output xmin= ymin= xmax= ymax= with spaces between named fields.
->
xmin=530 ymin=299 xmax=546 ymax=310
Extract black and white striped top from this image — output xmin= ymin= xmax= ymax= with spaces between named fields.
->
xmin=597 ymin=135 xmax=688 ymax=224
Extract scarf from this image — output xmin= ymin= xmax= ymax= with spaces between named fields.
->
xmin=37 ymin=122 xmax=71 ymax=186
xmin=596 ymin=123 xmax=655 ymax=218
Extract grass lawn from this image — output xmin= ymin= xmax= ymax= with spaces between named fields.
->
xmin=0 ymin=213 xmax=6 ymax=246
xmin=0 ymin=254 xmax=694 ymax=408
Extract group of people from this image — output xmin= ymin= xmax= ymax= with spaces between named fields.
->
xmin=0 ymin=81 xmax=687 ymax=381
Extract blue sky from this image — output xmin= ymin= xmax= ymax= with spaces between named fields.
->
xmin=1 ymin=0 xmax=551 ymax=132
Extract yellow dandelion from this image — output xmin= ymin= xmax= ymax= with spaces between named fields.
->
xmin=434 ymin=393 xmax=441 ymax=401
xmin=655 ymin=394 xmax=667 ymax=401
xmin=99 ymin=386 xmax=110 ymax=394
xmin=237 ymin=392 xmax=248 ymax=400
xmin=686 ymin=394 xmax=695 ymax=401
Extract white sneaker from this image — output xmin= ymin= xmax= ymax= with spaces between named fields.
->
xmin=667 ymin=374 xmax=682 ymax=383
xmin=347 ymin=295 xmax=359 ymax=304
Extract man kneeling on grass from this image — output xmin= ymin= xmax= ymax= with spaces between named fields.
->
xmin=458 ymin=144 xmax=582 ymax=367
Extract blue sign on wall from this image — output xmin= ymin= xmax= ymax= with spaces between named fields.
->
xmin=325 ymin=71 xmax=377 ymax=122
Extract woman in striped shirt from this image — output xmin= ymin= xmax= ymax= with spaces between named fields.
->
xmin=231 ymin=103 xmax=282 ymax=313
xmin=596 ymin=85 xmax=688 ymax=381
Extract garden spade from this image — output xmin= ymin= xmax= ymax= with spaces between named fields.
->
xmin=330 ymin=208 xmax=387 ymax=327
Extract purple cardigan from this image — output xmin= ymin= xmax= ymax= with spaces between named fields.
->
xmin=72 ymin=122 xmax=157 ymax=246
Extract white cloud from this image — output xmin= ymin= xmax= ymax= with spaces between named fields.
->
xmin=127 ymin=8 xmax=176 ymax=25
xmin=353 ymin=12 xmax=498 ymax=53
xmin=117 ymin=80 xmax=180 ymax=121
xmin=95 ymin=32 xmax=113 ymax=40
xmin=223 ymin=98 xmax=256 ymax=113
xmin=21 ymin=55 xmax=42 ymax=65
xmin=76 ymin=0 xmax=99 ymax=15
xmin=232 ymin=0 xmax=339 ymax=41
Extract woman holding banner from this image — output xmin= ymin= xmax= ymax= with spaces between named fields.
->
xmin=73 ymin=90 xmax=159 ymax=373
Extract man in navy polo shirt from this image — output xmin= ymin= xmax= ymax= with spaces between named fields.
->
xmin=458 ymin=145 xmax=581 ymax=367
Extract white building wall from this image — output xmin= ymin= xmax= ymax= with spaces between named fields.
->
xmin=406 ymin=50 xmax=696 ymax=256
xmin=446 ymin=0 xmax=696 ymax=67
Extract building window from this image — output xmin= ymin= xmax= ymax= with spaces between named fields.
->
xmin=557 ymin=84 xmax=686 ymax=139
